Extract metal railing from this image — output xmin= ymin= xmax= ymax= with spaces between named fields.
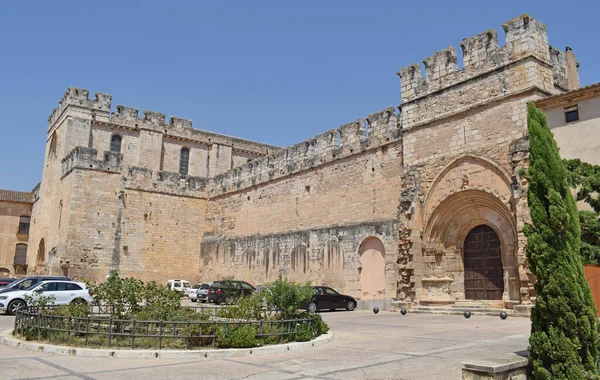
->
xmin=14 ymin=305 xmax=318 ymax=350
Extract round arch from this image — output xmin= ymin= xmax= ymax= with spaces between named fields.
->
xmin=0 ymin=267 xmax=11 ymax=276
xmin=358 ymin=237 xmax=386 ymax=300
xmin=423 ymin=190 xmax=519 ymax=303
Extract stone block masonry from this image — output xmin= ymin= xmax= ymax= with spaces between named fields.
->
xmin=24 ymin=15 xmax=586 ymax=307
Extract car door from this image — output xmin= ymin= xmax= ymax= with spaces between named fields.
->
xmin=314 ymin=287 xmax=331 ymax=309
xmin=55 ymin=282 xmax=80 ymax=304
xmin=323 ymin=287 xmax=342 ymax=308
xmin=36 ymin=282 xmax=60 ymax=304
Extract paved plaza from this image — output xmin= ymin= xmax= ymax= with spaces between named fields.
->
xmin=0 ymin=309 xmax=531 ymax=380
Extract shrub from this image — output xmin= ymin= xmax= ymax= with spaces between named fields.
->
xmin=86 ymin=270 xmax=144 ymax=319
xmin=218 ymin=292 xmax=264 ymax=321
xmin=263 ymin=275 xmax=314 ymax=319
xmin=524 ymin=103 xmax=599 ymax=379
xmin=216 ymin=324 xmax=258 ymax=348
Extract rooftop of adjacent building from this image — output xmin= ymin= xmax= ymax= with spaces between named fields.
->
xmin=536 ymin=82 xmax=600 ymax=109
xmin=0 ymin=189 xmax=34 ymax=204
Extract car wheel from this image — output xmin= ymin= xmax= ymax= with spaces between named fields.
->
xmin=346 ymin=301 xmax=356 ymax=311
xmin=71 ymin=298 xmax=87 ymax=305
xmin=8 ymin=299 xmax=26 ymax=315
xmin=307 ymin=302 xmax=318 ymax=313
xmin=214 ymin=300 xmax=220 ymax=306
xmin=191 ymin=299 xmax=197 ymax=302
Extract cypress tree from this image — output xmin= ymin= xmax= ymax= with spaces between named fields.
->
xmin=524 ymin=102 xmax=599 ymax=379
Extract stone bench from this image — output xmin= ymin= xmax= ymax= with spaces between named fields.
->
xmin=461 ymin=351 xmax=528 ymax=380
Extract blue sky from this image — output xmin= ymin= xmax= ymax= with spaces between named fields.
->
xmin=0 ymin=0 xmax=597 ymax=191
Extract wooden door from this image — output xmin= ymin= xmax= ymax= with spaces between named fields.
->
xmin=463 ymin=225 xmax=503 ymax=300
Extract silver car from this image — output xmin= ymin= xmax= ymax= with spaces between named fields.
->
xmin=192 ymin=283 xmax=212 ymax=303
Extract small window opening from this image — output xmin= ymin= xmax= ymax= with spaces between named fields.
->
xmin=18 ymin=216 xmax=31 ymax=235
xmin=565 ymin=105 xmax=579 ymax=123
xmin=179 ymin=147 xmax=190 ymax=176
xmin=110 ymin=134 xmax=122 ymax=153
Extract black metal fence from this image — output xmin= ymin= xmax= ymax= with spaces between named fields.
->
xmin=13 ymin=305 xmax=318 ymax=350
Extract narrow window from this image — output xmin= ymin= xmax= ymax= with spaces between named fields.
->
xmin=13 ymin=244 xmax=28 ymax=266
xmin=18 ymin=216 xmax=30 ymax=235
xmin=110 ymin=134 xmax=122 ymax=153
xmin=565 ymin=105 xmax=579 ymax=123
xmin=179 ymin=147 xmax=190 ymax=176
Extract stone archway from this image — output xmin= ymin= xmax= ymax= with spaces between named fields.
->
xmin=358 ymin=237 xmax=386 ymax=299
xmin=422 ymin=190 xmax=519 ymax=305
xmin=36 ymin=239 xmax=46 ymax=275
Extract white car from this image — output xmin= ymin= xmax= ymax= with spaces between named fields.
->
xmin=0 ymin=280 xmax=93 ymax=315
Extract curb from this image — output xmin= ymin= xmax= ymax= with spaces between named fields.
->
xmin=0 ymin=329 xmax=334 ymax=359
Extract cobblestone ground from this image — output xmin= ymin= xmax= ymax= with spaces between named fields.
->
xmin=0 ymin=304 xmax=531 ymax=380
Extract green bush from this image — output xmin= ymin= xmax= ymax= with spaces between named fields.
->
xmin=218 ymin=292 xmax=264 ymax=321
xmin=216 ymin=324 xmax=259 ymax=348
xmin=263 ymin=275 xmax=314 ymax=319
xmin=524 ymin=103 xmax=599 ymax=379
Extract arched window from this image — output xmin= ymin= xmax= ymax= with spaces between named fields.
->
xmin=14 ymin=244 xmax=28 ymax=266
xmin=18 ymin=216 xmax=30 ymax=235
xmin=179 ymin=147 xmax=190 ymax=176
xmin=110 ymin=134 xmax=122 ymax=153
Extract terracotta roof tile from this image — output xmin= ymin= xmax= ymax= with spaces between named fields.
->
xmin=0 ymin=189 xmax=34 ymax=204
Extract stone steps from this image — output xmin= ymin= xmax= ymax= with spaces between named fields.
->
xmin=394 ymin=304 xmax=517 ymax=317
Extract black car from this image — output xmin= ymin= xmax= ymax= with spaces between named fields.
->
xmin=0 ymin=278 xmax=14 ymax=288
xmin=207 ymin=280 xmax=255 ymax=305
xmin=305 ymin=286 xmax=357 ymax=312
xmin=0 ymin=276 xmax=70 ymax=294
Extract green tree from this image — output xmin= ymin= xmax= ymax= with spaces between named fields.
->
xmin=564 ymin=159 xmax=600 ymax=265
xmin=263 ymin=275 xmax=314 ymax=319
xmin=524 ymin=103 xmax=599 ymax=379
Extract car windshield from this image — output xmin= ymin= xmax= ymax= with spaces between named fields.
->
xmin=200 ymin=284 xmax=210 ymax=289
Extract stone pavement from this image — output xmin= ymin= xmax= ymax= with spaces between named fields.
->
xmin=0 ymin=310 xmax=531 ymax=380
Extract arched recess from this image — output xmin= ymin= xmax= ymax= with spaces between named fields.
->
xmin=321 ymin=240 xmax=344 ymax=290
xmin=422 ymin=154 xmax=513 ymax=225
xmin=0 ymin=268 xmax=10 ymax=276
xmin=358 ymin=237 xmax=386 ymax=299
xmin=36 ymin=239 xmax=46 ymax=275
xmin=423 ymin=190 xmax=519 ymax=303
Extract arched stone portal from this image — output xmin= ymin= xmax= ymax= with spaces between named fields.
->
xmin=358 ymin=237 xmax=386 ymax=299
xmin=422 ymin=190 xmax=519 ymax=305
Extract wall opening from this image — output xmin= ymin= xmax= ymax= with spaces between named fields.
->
xmin=358 ymin=237 xmax=386 ymax=299
xmin=463 ymin=225 xmax=503 ymax=300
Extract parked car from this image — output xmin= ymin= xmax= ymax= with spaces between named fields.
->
xmin=0 ymin=278 xmax=15 ymax=288
xmin=305 ymin=286 xmax=357 ymax=312
xmin=207 ymin=280 xmax=255 ymax=305
xmin=166 ymin=279 xmax=191 ymax=296
xmin=189 ymin=283 xmax=211 ymax=303
xmin=0 ymin=276 xmax=70 ymax=295
xmin=0 ymin=280 xmax=93 ymax=315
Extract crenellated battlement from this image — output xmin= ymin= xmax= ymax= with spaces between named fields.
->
xmin=549 ymin=45 xmax=568 ymax=91
xmin=208 ymin=106 xmax=399 ymax=197
xmin=61 ymin=146 xmax=122 ymax=177
xmin=48 ymin=88 xmax=112 ymax=129
xmin=124 ymin=167 xmax=207 ymax=198
xmin=397 ymin=15 xmax=574 ymax=130
xmin=49 ymin=87 xmax=279 ymax=157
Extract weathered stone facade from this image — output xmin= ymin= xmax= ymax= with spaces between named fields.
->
xmin=15 ymin=15 xmax=595 ymax=308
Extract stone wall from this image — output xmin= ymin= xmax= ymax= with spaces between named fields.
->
xmin=203 ymin=108 xmax=403 ymax=298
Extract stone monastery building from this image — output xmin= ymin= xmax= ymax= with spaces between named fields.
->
xmin=2 ymin=15 xmax=598 ymax=310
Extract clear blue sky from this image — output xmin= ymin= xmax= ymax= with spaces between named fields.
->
xmin=1 ymin=0 xmax=597 ymax=192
